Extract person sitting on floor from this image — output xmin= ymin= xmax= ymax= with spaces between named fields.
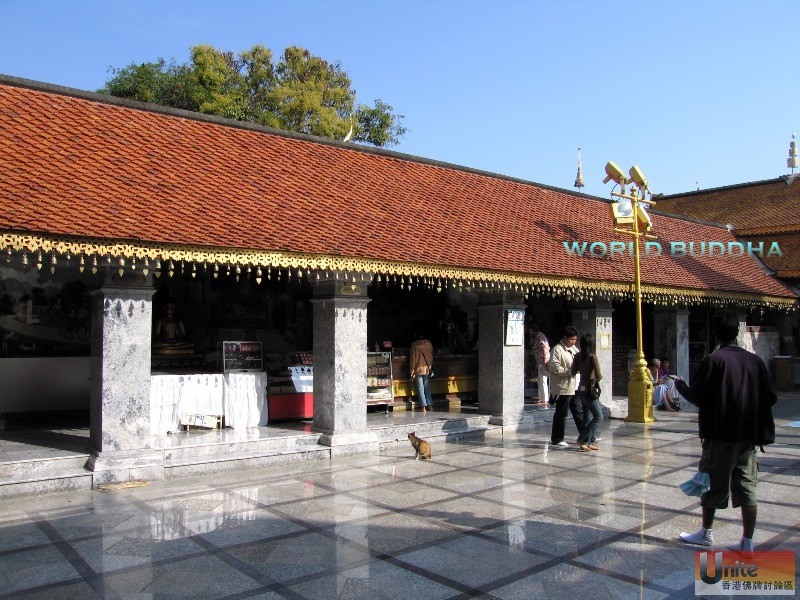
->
xmin=651 ymin=358 xmax=680 ymax=411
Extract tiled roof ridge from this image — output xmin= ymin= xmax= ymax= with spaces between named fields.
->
xmin=649 ymin=209 xmax=729 ymax=230
xmin=662 ymin=175 xmax=796 ymax=199
xmin=735 ymin=224 xmax=800 ymax=236
xmin=0 ymin=73 xmax=605 ymax=204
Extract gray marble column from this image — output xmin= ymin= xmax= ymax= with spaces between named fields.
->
xmin=653 ymin=307 xmax=690 ymax=383
xmin=86 ymin=274 xmax=163 ymax=485
xmin=569 ymin=300 xmax=613 ymax=408
xmin=779 ymin=313 xmax=798 ymax=356
xmin=311 ymin=275 xmax=377 ymax=455
xmin=477 ymin=292 xmax=527 ymax=428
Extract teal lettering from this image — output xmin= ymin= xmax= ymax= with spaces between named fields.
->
xmin=563 ymin=242 xmax=588 ymax=256
xmin=747 ymin=241 xmax=764 ymax=257
xmin=645 ymin=241 xmax=662 ymax=256
xmin=589 ymin=242 xmax=608 ymax=256
xmin=671 ymin=242 xmax=687 ymax=257
xmin=727 ymin=241 xmax=745 ymax=256
xmin=767 ymin=242 xmax=783 ymax=257
xmin=609 ymin=242 xmax=626 ymax=256
xmin=709 ymin=242 xmax=725 ymax=256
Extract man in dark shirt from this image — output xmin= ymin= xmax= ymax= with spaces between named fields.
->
xmin=674 ymin=310 xmax=777 ymax=556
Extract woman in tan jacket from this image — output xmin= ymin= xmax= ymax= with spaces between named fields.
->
xmin=409 ymin=332 xmax=434 ymax=413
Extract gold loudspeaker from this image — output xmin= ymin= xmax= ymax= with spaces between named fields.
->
xmin=628 ymin=165 xmax=648 ymax=190
xmin=603 ymin=161 xmax=627 ymax=185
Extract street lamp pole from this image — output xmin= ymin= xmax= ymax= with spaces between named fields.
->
xmin=605 ymin=162 xmax=657 ymax=424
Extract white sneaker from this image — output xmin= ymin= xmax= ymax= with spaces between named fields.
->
xmin=729 ymin=537 xmax=755 ymax=558
xmin=680 ymin=529 xmax=714 ymax=546
xmin=555 ymin=441 xmax=569 ymax=447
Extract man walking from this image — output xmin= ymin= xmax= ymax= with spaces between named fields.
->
xmin=548 ymin=326 xmax=585 ymax=446
xmin=675 ymin=310 xmax=777 ymax=556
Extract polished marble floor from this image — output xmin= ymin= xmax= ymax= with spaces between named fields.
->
xmin=0 ymin=397 xmax=798 ymax=599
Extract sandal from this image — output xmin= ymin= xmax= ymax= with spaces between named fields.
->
xmin=587 ymin=444 xmax=599 ymax=451
xmin=579 ymin=444 xmax=591 ymax=452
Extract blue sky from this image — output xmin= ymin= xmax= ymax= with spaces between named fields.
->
xmin=1 ymin=0 xmax=798 ymax=198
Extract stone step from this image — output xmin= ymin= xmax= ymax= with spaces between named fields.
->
xmin=0 ymin=454 xmax=89 ymax=477
xmin=373 ymin=416 xmax=503 ymax=451
xmin=0 ymin=468 xmax=93 ymax=498
xmin=165 ymin=446 xmax=331 ymax=480
xmin=160 ymin=432 xmax=322 ymax=462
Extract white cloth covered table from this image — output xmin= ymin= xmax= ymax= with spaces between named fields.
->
xmin=150 ymin=372 xmax=267 ymax=434
xmin=223 ymin=372 xmax=268 ymax=429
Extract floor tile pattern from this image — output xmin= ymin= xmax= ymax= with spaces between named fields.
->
xmin=0 ymin=400 xmax=798 ymax=599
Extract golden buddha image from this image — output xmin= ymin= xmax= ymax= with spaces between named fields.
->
xmin=153 ymin=301 xmax=194 ymax=354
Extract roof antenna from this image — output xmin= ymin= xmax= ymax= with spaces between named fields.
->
xmin=788 ymin=132 xmax=798 ymax=174
xmin=573 ymin=147 xmax=585 ymax=190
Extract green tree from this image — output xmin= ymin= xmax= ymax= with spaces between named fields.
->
xmin=100 ymin=44 xmax=406 ymax=147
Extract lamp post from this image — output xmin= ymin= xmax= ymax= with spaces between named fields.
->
xmin=604 ymin=161 xmax=657 ymax=424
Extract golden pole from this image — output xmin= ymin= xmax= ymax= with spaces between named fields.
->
xmin=625 ymin=187 xmax=655 ymax=423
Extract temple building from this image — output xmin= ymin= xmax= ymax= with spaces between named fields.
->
xmin=0 ymin=75 xmax=796 ymax=489
xmin=659 ymin=173 xmax=800 ymax=389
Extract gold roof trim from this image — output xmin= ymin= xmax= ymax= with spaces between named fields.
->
xmin=2 ymin=232 xmax=796 ymax=309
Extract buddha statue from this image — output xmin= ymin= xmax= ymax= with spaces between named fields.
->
xmin=153 ymin=301 xmax=194 ymax=354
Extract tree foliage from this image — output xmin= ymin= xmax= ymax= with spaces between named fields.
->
xmin=99 ymin=44 xmax=406 ymax=146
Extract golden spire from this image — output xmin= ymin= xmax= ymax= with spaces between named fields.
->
xmin=574 ymin=147 xmax=585 ymax=190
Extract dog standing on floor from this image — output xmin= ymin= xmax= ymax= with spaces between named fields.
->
xmin=408 ymin=432 xmax=431 ymax=460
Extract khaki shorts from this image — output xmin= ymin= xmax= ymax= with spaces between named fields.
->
xmin=698 ymin=439 xmax=758 ymax=509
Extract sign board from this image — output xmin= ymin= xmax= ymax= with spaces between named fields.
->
xmin=220 ymin=341 xmax=263 ymax=372
xmin=505 ymin=309 xmax=525 ymax=346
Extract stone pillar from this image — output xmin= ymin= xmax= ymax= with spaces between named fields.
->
xmin=311 ymin=275 xmax=377 ymax=455
xmin=570 ymin=300 xmax=613 ymax=408
xmin=86 ymin=274 xmax=163 ymax=485
xmin=477 ymin=292 xmax=527 ymax=427
xmin=779 ymin=312 xmax=798 ymax=356
xmin=653 ymin=307 xmax=690 ymax=383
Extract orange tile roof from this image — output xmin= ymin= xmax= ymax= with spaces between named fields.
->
xmin=0 ymin=76 xmax=795 ymax=302
xmin=659 ymin=177 xmax=800 ymax=285
xmin=658 ymin=178 xmax=800 ymax=232
xmin=735 ymin=232 xmax=800 ymax=279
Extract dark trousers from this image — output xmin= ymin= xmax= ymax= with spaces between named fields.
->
xmin=576 ymin=393 xmax=603 ymax=444
xmin=550 ymin=394 xmax=586 ymax=444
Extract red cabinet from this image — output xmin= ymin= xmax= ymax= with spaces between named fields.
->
xmin=269 ymin=393 xmax=314 ymax=422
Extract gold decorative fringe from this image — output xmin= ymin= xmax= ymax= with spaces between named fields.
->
xmin=1 ymin=231 xmax=796 ymax=309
